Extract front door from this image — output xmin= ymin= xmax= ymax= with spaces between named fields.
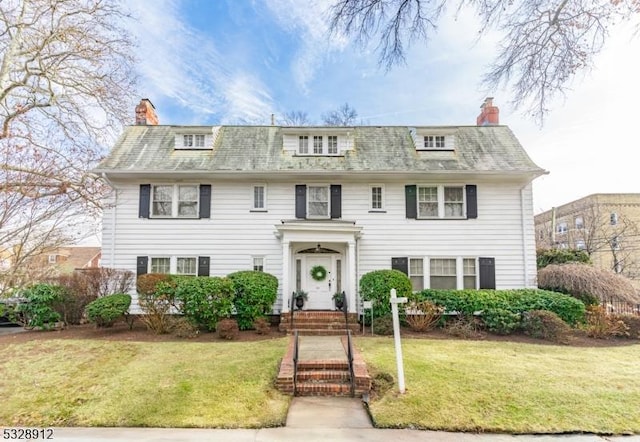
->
xmin=304 ymin=256 xmax=334 ymax=310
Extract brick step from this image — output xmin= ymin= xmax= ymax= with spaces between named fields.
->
xmin=297 ymin=360 xmax=349 ymax=371
xmin=295 ymin=381 xmax=353 ymax=396
xmin=284 ymin=328 xmax=359 ymax=336
xmin=288 ymin=322 xmax=352 ymax=329
xmin=296 ymin=369 xmax=350 ymax=382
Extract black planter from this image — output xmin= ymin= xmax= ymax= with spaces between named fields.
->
xmin=334 ymin=299 xmax=344 ymax=310
xmin=295 ymin=296 xmax=305 ymax=310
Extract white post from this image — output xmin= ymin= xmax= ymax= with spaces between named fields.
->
xmin=390 ymin=288 xmax=407 ymax=394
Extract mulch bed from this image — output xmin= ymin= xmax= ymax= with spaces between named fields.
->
xmin=0 ymin=319 xmax=636 ymax=347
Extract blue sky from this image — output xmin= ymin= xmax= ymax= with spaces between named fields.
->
xmin=125 ymin=0 xmax=640 ymax=214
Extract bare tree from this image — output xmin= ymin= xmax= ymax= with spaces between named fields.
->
xmin=0 ymin=0 xmax=136 ymax=293
xmin=322 ymin=103 xmax=358 ymax=126
xmin=281 ymin=110 xmax=312 ymax=126
xmin=329 ymin=0 xmax=640 ymax=123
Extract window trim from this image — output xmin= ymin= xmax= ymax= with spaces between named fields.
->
xmin=296 ymin=134 xmax=342 ymax=156
xmin=556 ymin=222 xmax=568 ymax=234
xmin=251 ymin=184 xmax=268 ymax=211
xmin=48 ymin=254 xmax=57 ymax=264
xmin=176 ymin=256 xmax=198 ymax=276
xmin=429 ymin=257 xmax=458 ymax=290
xmin=252 ymin=256 xmax=265 ymax=272
xmin=463 ymin=257 xmax=477 ymax=289
xmin=409 ymin=257 xmax=424 ymax=292
xmin=150 ymin=256 xmax=171 ymax=274
xmin=306 ymin=184 xmax=331 ymax=219
xmin=369 ymin=184 xmax=385 ymax=212
xmin=150 ymin=184 xmax=200 ymax=219
xmin=416 ymin=184 xmax=466 ymax=219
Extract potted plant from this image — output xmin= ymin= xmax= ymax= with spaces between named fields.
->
xmin=294 ymin=290 xmax=308 ymax=310
xmin=333 ymin=291 xmax=345 ymax=310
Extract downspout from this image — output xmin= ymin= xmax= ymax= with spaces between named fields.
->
xmin=101 ymin=173 xmax=117 ymax=267
xmin=520 ymin=184 xmax=530 ymax=288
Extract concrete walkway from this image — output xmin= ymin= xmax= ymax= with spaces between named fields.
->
xmin=298 ymin=335 xmax=348 ymax=361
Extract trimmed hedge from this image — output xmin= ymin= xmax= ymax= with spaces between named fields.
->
xmin=537 ymin=248 xmax=591 ymax=269
xmin=412 ymin=288 xmax=586 ymax=325
xmin=227 ymin=271 xmax=278 ymax=330
xmin=359 ymin=270 xmax=412 ymax=320
xmin=85 ymin=293 xmax=131 ymax=327
xmin=172 ymin=276 xmax=235 ymax=331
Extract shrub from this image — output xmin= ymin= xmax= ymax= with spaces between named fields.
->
xmin=538 ymin=263 xmax=640 ymax=304
xmin=253 ymin=316 xmax=271 ymax=335
xmin=85 ymin=293 xmax=131 ymax=327
xmin=137 ymin=274 xmax=176 ymax=334
xmin=173 ymin=276 xmax=235 ymax=331
xmin=414 ymin=288 xmax=586 ymax=325
xmin=482 ymin=308 xmax=521 ymax=335
xmin=359 ymin=270 xmax=412 ymax=320
xmin=52 ymin=273 xmax=97 ymax=325
xmin=585 ymin=305 xmax=629 ymax=339
xmin=136 ymin=273 xmax=174 ymax=297
xmin=444 ymin=315 xmax=484 ymax=339
xmin=227 ymin=271 xmax=278 ymax=330
xmin=17 ymin=283 xmax=66 ymax=329
xmin=614 ymin=314 xmax=640 ymax=339
xmin=171 ymin=316 xmax=199 ymax=338
xmin=77 ymin=267 xmax=134 ymax=298
xmin=372 ymin=315 xmax=394 ymax=335
xmin=217 ymin=318 xmax=239 ymax=340
xmin=405 ymin=301 xmax=443 ymax=332
xmin=537 ymin=248 xmax=591 ymax=269
xmin=521 ymin=310 xmax=571 ymax=343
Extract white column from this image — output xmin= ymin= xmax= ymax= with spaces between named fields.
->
xmin=281 ymin=240 xmax=291 ymax=313
xmin=348 ymin=240 xmax=357 ymax=313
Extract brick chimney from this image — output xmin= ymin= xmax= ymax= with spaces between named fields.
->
xmin=476 ymin=97 xmax=499 ymax=126
xmin=135 ymin=98 xmax=159 ymax=125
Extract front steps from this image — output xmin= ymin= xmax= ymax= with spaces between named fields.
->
xmin=275 ymin=335 xmax=371 ymax=398
xmin=279 ymin=311 xmax=360 ymax=335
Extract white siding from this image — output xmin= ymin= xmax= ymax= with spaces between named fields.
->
xmin=102 ymin=178 xmax=538 ymax=312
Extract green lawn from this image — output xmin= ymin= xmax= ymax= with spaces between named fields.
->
xmin=0 ymin=338 xmax=290 ymax=428
xmin=356 ymin=337 xmax=640 ymax=434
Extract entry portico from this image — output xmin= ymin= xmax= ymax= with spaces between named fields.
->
xmin=275 ymin=220 xmax=362 ymax=313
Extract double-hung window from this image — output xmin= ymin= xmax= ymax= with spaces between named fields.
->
xmin=430 ymin=258 xmax=457 ymax=289
xmin=418 ymin=186 xmax=438 ymax=217
xmin=409 ymin=258 xmax=424 ymax=291
xmin=151 ymin=185 xmax=199 ymax=218
xmin=308 ymin=186 xmax=330 ymax=218
xmin=313 ymin=136 xmax=323 ymax=154
xmin=417 ymin=185 xmax=465 ymax=218
xmin=299 ymin=136 xmax=309 ymax=154
xmin=253 ymin=257 xmax=265 ymax=272
xmin=328 ymin=136 xmax=338 ymax=154
xmin=151 ymin=257 xmax=171 ymax=274
xmin=556 ymin=222 xmax=568 ymax=234
xmin=176 ymin=257 xmax=197 ymax=275
xmin=252 ymin=185 xmax=266 ymax=210
xmin=463 ymin=258 xmax=477 ymax=289
xmin=370 ymin=185 xmax=384 ymax=210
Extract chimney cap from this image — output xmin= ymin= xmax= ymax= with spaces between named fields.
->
xmin=480 ymin=97 xmax=494 ymax=108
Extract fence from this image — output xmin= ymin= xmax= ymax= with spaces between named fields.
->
xmin=602 ymin=298 xmax=640 ymax=316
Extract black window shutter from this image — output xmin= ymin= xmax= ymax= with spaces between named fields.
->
xmin=479 ymin=257 xmax=496 ymax=289
xmin=295 ymin=185 xmax=307 ymax=219
xmin=139 ymin=184 xmax=151 ymax=218
xmin=136 ymin=256 xmax=148 ymax=276
xmin=405 ymin=185 xmax=417 ymax=219
xmin=466 ymin=185 xmax=477 ymax=219
xmin=330 ymin=185 xmax=342 ymax=219
xmin=391 ymin=257 xmax=409 ymax=275
xmin=198 ymin=256 xmax=210 ymax=276
xmin=199 ymin=185 xmax=211 ymax=218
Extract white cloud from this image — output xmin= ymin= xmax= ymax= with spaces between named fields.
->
xmin=265 ymin=0 xmax=349 ymax=92
xmin=126 ymin=0 xmax=273 ymax=123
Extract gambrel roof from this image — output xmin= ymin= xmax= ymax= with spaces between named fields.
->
xmin=95 ymin=125 xmax=545 ymax=178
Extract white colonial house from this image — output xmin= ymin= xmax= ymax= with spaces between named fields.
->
xmin=95 ymin=98 xmax=546 ymax=315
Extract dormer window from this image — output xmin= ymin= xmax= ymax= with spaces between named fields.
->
xmin=174 ymin=127 xmax=216 ymax=150
xmin=424 ymin=135 xmax=445 ymax=149
xmin=297 ymin=134 xmax=342 ymax=155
